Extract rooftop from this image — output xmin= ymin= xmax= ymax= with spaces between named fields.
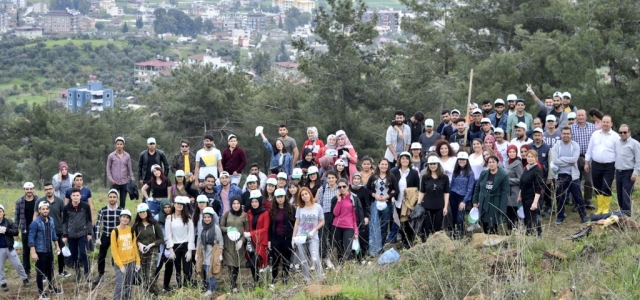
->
xmin=274 ymin=62 xmax=299 ymax=68
xmin=15 ymin=26 xmax=44 ymax=31
xmin=135 ymin=60 xmax=176 ymax=67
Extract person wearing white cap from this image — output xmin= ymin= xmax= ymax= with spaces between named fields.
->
xmin=561 ymin=92 xmax=577 ymax=113
xmin=409 ymin=143 xmax=425 ymax=171
xmin=418 ymin=119 xmax=441 ymax=158
xmin=505 ymin=94 xmax=518 ymax=115
xmin=506 ymin=96 xmax=533 ymax=141
xmin=384 ymin=110 xmax=412 ymax=168
xmin=334 ymin=159 xmax=349 ymax=182
xmin=29 ymin=201 xmax=62 ymax=298
xmin=436 ymin=110 xmax=455 ymax=140
xmin=493 ymin=128 xmax=510 ymax=168
xmin=141 ymin=164 xmax=172 ymax=217
xmin=131 ymin=202 xmax=164 ymax=295
xmin=93 ymin=189 xmax=124 ymax=285
xmin=245 ymin=189 xmax=270 ymax=283
xmin=469 ymin=108 xmax=483 ymax=134
xmin=526 ymin=84 xmax=570 ymax=130
xmin=302 ymin=165 xmax=322 ymax=197
xmin=291 ymin=168 xmax=304 ymax=186
xmin=138 ymin=137 xmax=170 ymax=188
xmin=390 ymin=152 xmax=420 ymax=249
xmin=566 ymin=112 xmax=577 ymax=126
xmin=220 ymin=195 xmax=248 ymax=293
xmin=509 ymin=122 xmax=533 ymax=157
xmin=543 ymin=115 xmax=561 ymax=147
xmin=276 ymin=172 xmax=289 ymax=190
xmin=473 ymin=117 xmax=494 ymax=142
xmin=15 ymin=181 xmax=38 ymax=279
xmin=110 ymin=209 xmax=140 ymax=300
xmin=0 ymin=204 xmax=30 ymax=292
xmin=163 ymin=196 xmax=195 ymax=290
xmin=241 ymin=174 xmax=261 ymax=211
xmin=268 ymin=188 xmax=295 ymax=285
xmin=107 ymin=136 xmax=135 ymax=209
xmin=417 ymin=156 xmax=450 ymax=240
xmin=259 ymin=130 xmax=293 ymax=177
xmin=260 ymin=177 xmax=278 ymax=212
xmin=214 ymin=171 xmax=243 ymax=215
xmin=194 ymin=134 xmax=223 ymax=183
xmin=222 ymin=134 xmax=247 ymax=186
xmin=448 ymin=152 xmax=476 ymax=238
xmin=450 ymin=109 xmax=461 ymax=120
xmin=195 ymin=206 xmax=223 ymax=297
xmin=171 ymin=139 xmax=196 ymax=181
xmin=488 ymin=99 xmax=508 ymax=132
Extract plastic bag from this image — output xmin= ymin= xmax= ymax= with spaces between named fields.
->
xmin=352 ymin=239 xmax=360 ymax=255
xmin=61 ymin=245 xmax=71 ymax=257
xmin=13 ymin=241 xmax=22 ymax=249
xmin=378 ymin=248 xmax=400 ymax=265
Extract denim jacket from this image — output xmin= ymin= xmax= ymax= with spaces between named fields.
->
xmin=28 ymin=216 xmax=58 ymax=253
xmin=488 ymin=112 xmax=508 ymax=132
xmin=263 ymin=139 xmax=293 ymax=176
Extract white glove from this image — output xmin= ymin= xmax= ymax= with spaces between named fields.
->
xmin=291 ymin=239 xmax=296 ymax=249
xmin=268 ymin=241 xmax=271 ymax=250
xmin=120 ymin=267 xmax=126 ymax=274
xmin=145 ymin=243 xmax=154 ymax=253
xmin=235 ymin=240 xmax=243 ymax=251
xmin=137 ymin=242 xmax=145 ymax=252
xmin=148 ymin=197 xmax=154 ymax=202
xmin=185 ymin=251 xmax=192 ymax=262
xmin=0 ymin=226 xmax=5 ymax=234
xmin=135 ymin=265 xmax=141 ymax=272
xmin=308 ymin=229 xmax=316 ymax=237
xmin=526 ymin=84 xmax=534 ymax=94
xmin=219 ymin=255 xmax=223 ymax=262
xmin=243 ymin=231 xmax=251 ymax=238
xmin=169 ymin=249 xmax=176 ymax=260
xmin=95 ymin=238 xmax=101 ymax=245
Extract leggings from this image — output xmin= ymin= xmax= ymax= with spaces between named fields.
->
xmin=163 ymin=243 xmax=191 ymax=288
xmin=269 ymin=234 xmax=292 ymax=283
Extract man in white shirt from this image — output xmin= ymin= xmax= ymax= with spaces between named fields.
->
xmin=384 ymin=110 xmax=412 ymax=169
xmin=194 ymin=134 xmax=223 ymax=182
xmin=494 ymin=128 xmax=510 ymax=168
xmin=585 ymin=116 xmax=619 ymax=215
xmin=510 ymin=122 xmax=533 ymax=158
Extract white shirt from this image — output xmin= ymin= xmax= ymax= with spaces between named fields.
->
xmin=196 ymin=148 xmax=222 ymax=180
xmin=509 ymin=137 xmax=533 ymax=158
xmin=440 ymin=156 xmax=457 ymax=183
xmin=496 ymin=141 xmax=510 ymax=168
xmin=396 ymin=168 xmax=410 ymax=209
xmin=586 ymin=129 xmax=620 ymax=163
xmin=468 ymin=153 xmax=485 ymax=181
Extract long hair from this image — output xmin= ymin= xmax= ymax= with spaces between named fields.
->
xmin=286 ymin=182 xmax=299 ymax=201
xmin=296 ymin=187 xmax=316 ymax=208
xmin=274 ymin=139 xmax=286 ymax=154
xmin=374 ymin=158 xmax=391 ymax=177
xmin=270 ymin=192 xmax=295 ymax=220
xmin=483 ymin=135 xmax=503 ymax=162
xmin=334 ymin=161 xmax=349 ymax=180
xmin=133 ymin=212 xmax=159 ymax=233
xmin=150 ymin=168 xmax=168 ymax=188
xmin=172 ymin=203 xmax=191 ymax=225
xmin=192 ymin=203 xmax=206 ymax=227
xmin=262 ymin=182 xmax=275 ymax=200
xmin=453 ymin=154 xmax=472 ymax=178
xmin=423 ymin=156 xmax=446 ymax=180
xmin=360 ymin=155 xmax=375 ymax=172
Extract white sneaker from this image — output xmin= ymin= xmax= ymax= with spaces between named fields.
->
xmin=39 ymin=293 xmax=50 ymax=300
xmin=269 ymin=284 xmax=275 ymax=290
xmin=325 ymin=259 xmax=335 ymax=270
xmin=204 ymin=291 xmax=213 ymax=297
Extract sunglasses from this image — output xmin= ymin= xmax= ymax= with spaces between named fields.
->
xmin=181 ymin=145 xmax=189 ymax=148
xmin=338 ymin=185 xmax=348 ymax=189
xmin=620 ymin=131 xmax=628 ymax=134
xmin=568 ymin=118 xmax=575 ymax=121
xmin=148 ymin=143 xmax=156 ymax=145
xmin=546 ymin=120 xmax=555 ymax=122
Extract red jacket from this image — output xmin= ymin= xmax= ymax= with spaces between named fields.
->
xmin=222 ymin=146 xmax=247 ymax=174
xmin=246 ymin=211 xmax=270 ymax=268
xmin=303 ymin=139 xmax=326 ymax=164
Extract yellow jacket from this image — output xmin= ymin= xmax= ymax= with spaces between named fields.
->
xmin=110 ymin=226 xmax=140 ymax=268
xmin=400 ymin=187 xmax=419 ymax=222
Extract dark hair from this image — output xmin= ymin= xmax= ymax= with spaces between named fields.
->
xmin=150 ymin=169 xmax=168 ymax=189
xmin=262 ymin=182 xmax=275 ymax=200
xmin=589 ymin=109 xmax=604 ymax=120
xmin=74 ymin=174 xmax=83 ymax=178
xmin=270 ymin=190 xmax=295 ymax=220
xmin=274 ymin=139 xmax=286 ymax=154
xmin=337 ymin=178 xmax=349 ymax=186
xmin=482 ymin=99 xmax=491 ymax=105
xmin=544 ymin=95 xmax=553 ymax=100
xmin=286 ymin=183 xmax=300 ymax=202
xmin=423 ymin=156 xmax=446 ymax=179
xmin=192 ymin=202 xmax=206 ymax=228
xmin=453 ymin=153 xmax=472 ymax=178
xmin=441 ymin=109 xmax=450 ymax=115
xmin=454 ymin=118 xmax=466 ymax=124
xmin=250 ymin=163 xmax=260 ymax=169
xmin=204 ymin=174 xmax=216 ymax=182
xmin=180 ymin=139 xmax=190 ymax=146
xmin=413 ymin=111 xmax=425 ymax=122
xmin=133 ymin=212 xmax=159 ymax=235
xmin=70 ymin=187 xmax=81 ymax=195
xmin=334 ymin=162 xmax=349 ymax=180
xmin=394 ymin=110 xmax=405 ymax=117
xmin=375 ymin=158 xmax=391 ymax=177
xmin=435 ymin=140 xmax=453 ymax=158
xmin=487 ymin=155 xmax=500 ymax=164
xmin=43 ymin=182 xmax=53 ymax=187
xmin=325 ymin=170 xmax=339 ymax=180
xmin=203 ymin=134 xmax=214 ymax=141
xmin=171 ymin=203 xmax=191 ymax=225
xmin=279 ymin=124 xmax=288 ymax=129
xmin=561 ymin=126 xmax=571 ymax=132
xmin=360 ymin=155 xmax=374 ymax=167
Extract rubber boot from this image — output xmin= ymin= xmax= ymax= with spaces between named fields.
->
xmin=601 ymin=196 xmax=611 ymax=214
xmin=594 ymin=195 xmax=603 ymax=215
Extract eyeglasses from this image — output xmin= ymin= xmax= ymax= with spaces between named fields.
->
xmin=568 ymin=118 xmax=575 ymax=121
xmin=619 ymin=131 xmax=628 ymax=134
xmin=181 ymin=145 xmax=189 ymax=148
xmin=338 ymin=185 xmax=348 ymax=189
xmin=148 ymin=143 xmax=156 ymax=145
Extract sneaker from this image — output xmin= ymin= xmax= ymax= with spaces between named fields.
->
xmin=554 ymin=218 xmax=565 ymax=225
xmin=52 ymin=287 xmax=63 ymax=295
xmin=59 ymin=271 xmax=71 ymax=278
xmin=39 ymin=293 xmax=50 ymax=300
xmin=92 ymin=274 xmax=103 ymax=285
xmin=204 ymin=290 xmax=213 ymax=297
xmin=162 ymin=286 xmax=173 ymax=293
xmin=541 ymin=207 xmax=552 ymax=217
xmin=324 ymin=259 xmax=335 ymax=270
xmin=1 ymin=283 xmax=7 ymax=292
xmin=23 ymin=278 xmax=30 ymax=287
xmin=232 ymin=288 xmax=238 ymax=293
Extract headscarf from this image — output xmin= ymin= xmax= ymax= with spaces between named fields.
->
xmin=507 ymin=145 xmax=519 ymax=165
xmin=230 ymin=195 xmax=243 ymax=217
xmin=325 ymin=134 xmax=337 ymax=150
xmin=307 ymin=127 xmax=319 ymax=141
xmin=350 ymin=172 xmax=363 ymax=190
xmin=300 ymin=148 xmax=315 ymax=169
xmin=157 ymin=199 xmax=172 ymax=225
xmin=319 ymin=156 xmax=334 ymax=177
xmin=483 ymin=135 xmax=503 ymax=162
xmin=250 ymin=196 xmax=266 ymax=230
xmin=59 ymin=161 xmax=69 ymax=179
xmin=201 ymin=212 xmax=217 ymax=246
xmin=336 ymin=132 xmax=353 ymax=149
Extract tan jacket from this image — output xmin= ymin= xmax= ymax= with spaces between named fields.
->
xmin=196 ymin=243 xmax=223 ymax=279
xmin=400 ymin=187 xmax=419 ymax=222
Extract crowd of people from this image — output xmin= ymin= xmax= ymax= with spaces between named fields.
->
xmin=1 ymin=86 xmax=639 ymax=300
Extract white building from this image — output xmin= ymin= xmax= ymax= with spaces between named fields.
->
xmin=14 ymin=26 xmax=43 ymax=38
xmin=187 ymin=53 xmax=234 ymax=71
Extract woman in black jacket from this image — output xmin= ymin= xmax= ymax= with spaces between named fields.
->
xmin=366 ymin=158 xmax=398 ymax=250
xmin=349 ymin=172 xmax=370 ymax=259
xmin=518 ymin=150 xmax=544 ymax=236
xmin=390 ymin=152 xmax=420 ymax=248
xmin=268 ymin=188 xmax=295 ymax=285
xmin=330 ymin=178 xmax=365 ymax=264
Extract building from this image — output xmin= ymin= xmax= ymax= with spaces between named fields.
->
xmin=363 ymin=9 xmax=403 ymax=33
xmin=99 ymin=0 xmax=115 ymax=10
xmin=43 ymin=8 xmax=81 ymax=33
xmin=78 ymin=16 xmax=96 ymax=31
xmin=187 ymin=53 xmax=234 ymax=70
xmin=272 ymin=0 xmax=314 ymax=13
xmin=31 ymin=2 xmax=48 ymax=14
xmin=0 ymin=12 xmax=11 ymax=32
xmin=245 ymin=13 xmax=265 ymax=33
xmin=134 ymin=60 xmax=176 ymax=85
xmin=66 ymin=76 xmax=115 ymax=112
xmin=14 ymin=26 xmax=43 ymax=38
xmin=11 ymin=0 xmax=25 ymax=8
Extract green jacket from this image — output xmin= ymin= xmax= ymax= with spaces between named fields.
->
xmin=472 ymin=168 xmax=510 ymax=227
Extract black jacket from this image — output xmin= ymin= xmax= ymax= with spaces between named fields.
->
xmin=350 ymin=186 xmax=371 ymax=219
xmin=127 ymin=180 xmax=139 ymax=200
xmin=390 ymin=167 xmax=420 ymax=189
xmin=0 ymin=218 xmax=19 ymax=251
xmin=330 ymin=193 xmax=365 ymax=231
xmin=519 ymin=165 xmax=545 ymax=202
xmin=138 ymin=149 xmax=170 ymax=181
xmin=62 ymin=201 xmax=93 ymax=238
xmin=366 ymin=173 xmax=399 ymax=206
xmin=268 ymin=206 xmax=295 ymax=238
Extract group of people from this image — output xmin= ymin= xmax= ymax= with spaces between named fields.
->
xmin=1 ymin=87 xmax=638 ymax=299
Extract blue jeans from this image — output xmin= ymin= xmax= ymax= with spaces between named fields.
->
xmin=378 ymin=206 xmax=392 ymax=246
xmin=556 ymin=174 xmax=586 ymax=219
xmin=449 ymin=192 xmax=466 ymax=226
xmin=68 ymin=236 xmax=89 ymax=274
xmin=147 ymin=198 xmax=162 ymax=217
xmin=386 ymin=208 xmax=399 ymax=244
xmin=616 ymin=170 xmax=634 ymax=216
xmin=203 ymin=265 xmax=217 ymax=292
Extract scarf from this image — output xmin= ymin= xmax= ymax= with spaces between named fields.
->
xmin=507 ymin=144 xmax=519 ymax=165
xmin=201 ymin=220 xmax=216 ymax=246
xmin=158 ymin=199 xmax=172 ymax=225
xmin=350 ymin=172 xmax=363 ymax=190
xmin=230 ymin=196 xmax=243 ymax=217
xmin=250 ymin=198 xmax=266 ymax=230
xmin=325 ymin=134 xmax=337 ymax=150
xmin=483 ymin=135 xmax=503 ymax=162
xmin=300 ymin=148 xmax=315 ymax=169
xmin=59 ymin=161 xmax=69 ymax=179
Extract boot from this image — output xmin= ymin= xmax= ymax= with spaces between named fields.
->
xmin=572 ymin=226 xmax=591 ymax=240
xmin=594 ymin=195 xmax=603 ymax=215
xmin=601 ymin=196 xmax=611 ymax=214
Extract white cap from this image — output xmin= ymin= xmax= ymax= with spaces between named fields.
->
xmin=457 ymin=152 xmax=469 ymax=160
xmin=277 ymin=172 xmax=288 ymax=180
xmin=292 ymin=168 xmax=303 ymax=179
xmin=175 ymin=170 xmax=185 ymax=177
xmin=334 ymin=159 xmax=345 ymax=166
xmin=424 ymin=119 xmax=434 ymax=127
xmin=428 ymin=146 xmax=436 ymax=152
xmin=136 ymin=203 xmax=149 ymax=213
xmin=308 ymin=166 xmax=319 ymax=175
xmin=175 ymin=196 xmax=190 ymax=204
xmin=227 ymin=134 xmax=236 ymax=141
xmin=506 ymin=94 xmax=517 ymax=101
xmin=250 ymin=190 xmax=262 ymax=199
xmin=266 ymin=178 xmax=278 ymax=186
xmin=533 ymin=128 xmax=544 ymax=134
xmin=38 ymin=201 xmax=49 ymax=209
xmin=197 ymin=195 xmax=208 ymax=203
xmin=472 ymin=108 xmax=482 ymax=115
xmin=23 ymin=182 xmax=34 ymax=189
xmin=450 ymin=142 xmax=460 ymax=153
xmin=567 ymin=112 xmax=577 ymax=119
xmin=410 ymin=142 xmax=422 ymax=150
xmin=515 ymin=122 xmax=528 ymax=131
xmin=427 ymin=156 xmax=441 ymax=164
xmin=151 ymin=164 xmax=161 ymax=171
xmin=202 ymin=207 xmax=215 ymax=216
xmin=274 ymin=188 xmax=286 ymax=197
xmin=219 ymin=171 xmax=230 ymax=178
xmin=451 ymin=109 xmax=461 ymax=115
xmin=562 ymin=92 xmax=571 ymax=99
xmin=246 ymin=174 xmax=258 ymax=183
xmin=481 ymin=118 xmax=491 ymax=123
xmin=147 ymin=137 xmax=156 ymax=144
xmin=553 ymin=91 xmax=562 ymax=97
xmin=0 ymin=204 xmax=4 ymax=211
xmin=120 ymin=210 xmax=132 ymax=217
xmin=399 ymin=151 xmax=411 ymax=159
xmin=494 ymin=99 xmax=505 ymax=106
xmin=494 ymin=128 xmax=504 ymax=134
xmin=115 ymin=136 xmax=125 ymax=143
xmin=325 ymin=149 xmax=338 ymax=158
xmin=546 ymin=115 xmax=557 ymax=122
xmin=335 ymin=130 xmax=346 ymax=137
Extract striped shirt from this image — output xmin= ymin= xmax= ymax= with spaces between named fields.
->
xmin=96 ymin=206 xmax=122 ymax=238
xmin=571 ymin=122 xmax=596 ymax=155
